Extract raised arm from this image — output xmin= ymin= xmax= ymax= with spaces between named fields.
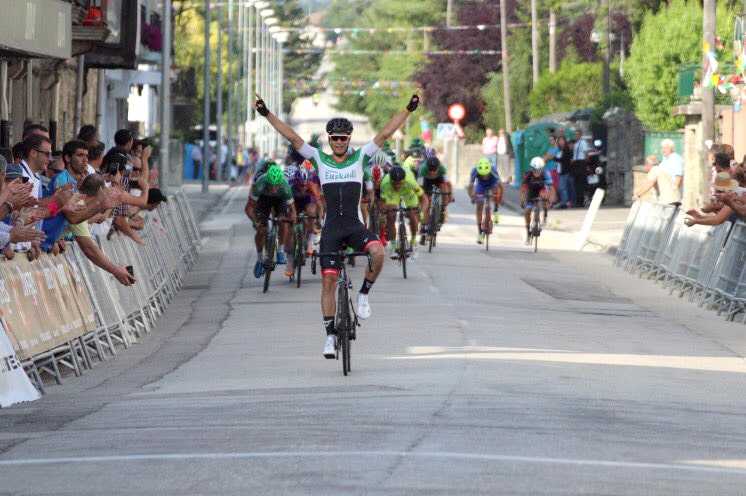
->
xmin=374 ymin=94 xmax=420 ymax=148
xmin=255 ymin=95 xmax=305 ymax=150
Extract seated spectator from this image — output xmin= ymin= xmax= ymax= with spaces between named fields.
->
xmin=633 ymin=154 xmax=681 ymax=206
xmin=685 ymin=172 xmax=745 ymax=226
xmin=72 ymin=174 xmax=135 ymax=286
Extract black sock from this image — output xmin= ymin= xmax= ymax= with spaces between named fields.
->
xmin=359 ymin=278 xmax=375 ymax=295
xmin=323 ymin=316 xmax=335 ymax=336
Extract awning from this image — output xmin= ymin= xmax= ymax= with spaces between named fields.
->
xmin=0 ymin=0 xmax=71 ymax=59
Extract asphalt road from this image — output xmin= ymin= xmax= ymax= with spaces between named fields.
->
xmin=2 ymin=187 xmax=746 ymax=495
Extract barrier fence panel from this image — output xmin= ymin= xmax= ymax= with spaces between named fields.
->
xmin=656 ymin=211 xmax=688 ymax=286
xmin=614 ymin=200 xmax=743 ymax=325
xmin=703 ymin=221 xmax=746 ymax=321
xmin=0 ymin=188 xmax=202 ymax=401
xmin=632 ymin=203 xmax=678 ymax=277
xmin=622 ymin=201 xmax=654 ymax=272
xmin=614 ymin=201 xmax=641 ymax=267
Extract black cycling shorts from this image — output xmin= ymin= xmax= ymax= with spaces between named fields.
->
xmin=256 ymin=196 xmax=290 ymax=225
xmin=319 ymin=217 xmax=381 ymax=273
xmin=422 ymin=176 xmax=446 ymax=195
xmin=294 ymin=195 xmax=312 ymax=213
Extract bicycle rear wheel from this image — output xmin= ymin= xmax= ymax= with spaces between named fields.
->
xmin=263 ymin=228 xmax=276 ymax=293
xmin=532 ymin=208 xmax=540 ymax=253
xmin=294 ymin=230 xmax=303 ymax=288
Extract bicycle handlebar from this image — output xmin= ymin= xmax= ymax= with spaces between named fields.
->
xmin=311 ymin=250 xmax=374 ymax=272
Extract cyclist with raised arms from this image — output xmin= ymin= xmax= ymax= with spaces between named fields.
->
xmin=380 ymin=165 xmax=427 ymax=257
xmin=418 ymin=155 xmax=453 ymax=244
xmin=245 ymin=165 xmax=297 ymax=279
xmin=467 ymin=158 xmax=503 ymax=245
xmin=255 ymin=92 xmax=421 ymax=359
xmin=521 ymin=157 xmax=552 ymax=246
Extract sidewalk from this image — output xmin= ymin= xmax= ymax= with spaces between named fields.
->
xmin=181 ymin=182 xmax=232 ymax=222
xmin=501 ymin=185 xmax=629 ymax=253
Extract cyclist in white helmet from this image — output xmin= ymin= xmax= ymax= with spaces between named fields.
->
xmin=520 ymin=157 xmax=552 ymax=245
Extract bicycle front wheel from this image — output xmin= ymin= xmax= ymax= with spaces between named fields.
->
xmin=263 ymin=229 xmax=277 ymax=293
xmin=399 ymin=221 xmax=408 ymax=279
xmin=336 ymin=284 xmax=351 ymax=376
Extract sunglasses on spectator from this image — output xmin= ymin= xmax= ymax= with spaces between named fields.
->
xmin=329 ymin=135 xmax=350 ymax=142
xmin=34 ymin=148 xmax=53 ymax=158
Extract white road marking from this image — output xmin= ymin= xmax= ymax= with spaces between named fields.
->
xmin=0 ymin=451 xmax=745 ymax=476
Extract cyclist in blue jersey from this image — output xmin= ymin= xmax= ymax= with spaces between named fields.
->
xmin=467 ymin=158 xmax=503 ymax=245
xmin=256 ymin=92 xmax=421 ymax=359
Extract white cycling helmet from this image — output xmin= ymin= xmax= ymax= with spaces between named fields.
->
xmin=530 ymin=157 xmax=545 ymax=170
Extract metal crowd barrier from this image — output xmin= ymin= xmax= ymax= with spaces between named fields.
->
xmin=17 ymin=189 xmax=201 ymax=389
xmin=615 ymin=200 xmax=744 ymax=323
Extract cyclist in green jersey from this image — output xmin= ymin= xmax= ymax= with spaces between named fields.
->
xmin=245 ymin=165 xmax=297 ymax=279
xmin=380 ymin=166 xmax=426 ymax=257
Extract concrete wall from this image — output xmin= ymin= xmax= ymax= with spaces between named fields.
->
xmin=442 ymin=141 xmax=503 ymax=187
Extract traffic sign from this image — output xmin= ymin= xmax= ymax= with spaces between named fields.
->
xmin=448 ymin=104 xmax=466 ymax=121
xmin=436 ymin=123 xmax=454 ymax=140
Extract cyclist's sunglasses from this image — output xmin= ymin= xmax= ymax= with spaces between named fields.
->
xmin=329 ymin=134 xmax=350 ymax=142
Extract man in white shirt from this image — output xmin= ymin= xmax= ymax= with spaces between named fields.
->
xmin=658 ymin=138 xmax=684 ymax=190
xmin=191 ymin=143 xmax=203 ymax=180
xmin=633 ymin=155 xmax=681 ymax=205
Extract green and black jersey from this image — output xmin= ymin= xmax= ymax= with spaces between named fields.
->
xmin=249 ymin=175 xmax=294 ymax=204
xmin=299 ymin=142 xmax=376 ymax=223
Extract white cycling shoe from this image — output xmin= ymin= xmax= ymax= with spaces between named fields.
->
xmin=323 ymin=335 xmax=336 ymax=359
xmin=357 ymin=293 xmax=371 ymax=320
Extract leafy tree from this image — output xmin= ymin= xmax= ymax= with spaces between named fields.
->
xmin=626 ymin=0 xmax=735 ymax=130
xmin=527 ymin=61 xmax=603 ymax=116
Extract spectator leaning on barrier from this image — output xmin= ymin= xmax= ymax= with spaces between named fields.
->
xmin=40 ymin=140 xmax=119 ymax=254
xmin=41 ymin=152 xmax=64 ymax=194
xmin=685 ymin=172 xmax=745 ymax=227
xmin=633 ymin=154 xmax=681 ymax=206
xmin=544 ymin=135 xmax=560 ymax=205
xmin=73 ymin=173 xmax=135 ymax=286
xmin=87 ymin=141 xmax=105 ymax=174
xmin=101 ymin=151 xmax=150 ymax=245
xmin=77 ymin=124 xmax=98 ymax=144
xmin=659 ymin=139 xmax=684 ymax=191
xmin=0 ymin=159 xmax=45 ymax=253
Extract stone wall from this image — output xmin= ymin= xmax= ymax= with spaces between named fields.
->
xmin=7 ymin=58 xmax=99 ymax=148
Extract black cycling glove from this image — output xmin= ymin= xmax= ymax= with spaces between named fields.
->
xmin=406 ymin=94 xmax=420 ymax=113
xmin=256 ymin=98 xmax=270 ymax=117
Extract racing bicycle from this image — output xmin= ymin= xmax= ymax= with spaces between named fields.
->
xmin=290 ymin=213 xmax=317 ymax=288
xmin=478 ymin=194 xmax=494 ymax=251
xmin=311 ymin=250 xmax=373 ymax=376
xmin=385 ymin=200 xmax=418 ymax=279
xmin=526 ymin=198 xmax=542 ymax=253
xmin=261 ymin=216 xmax=291 ymax=293
xmin=424 ymin=188 xmax=449 ymax=253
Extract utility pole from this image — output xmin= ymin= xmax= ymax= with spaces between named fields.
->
xmin=603 ymin=0 xmax=611 ymax=95
xmin=549 ymin=9 xmax=557 ymax=73
xmin=202 ymin=0 xmax=211 ymax=193
xmin=702 ymin=0 xmax=716 ymax=143
xmin=531 ymin=0 xmax=539 ymax=84
xmin=499 ymin=0 xmax=512 ymax=132
xmin=446 ymin=0 xmax=453 ymax=27
xmin=216 ymin=2 xmax=224 ymax=181
xmin=247 ymin=4 xmax=254 ymax=148
xmin=227 ymin=0 xmax=234 ymax=180
xmin=159 ymin=0 xmax=172 ymax=191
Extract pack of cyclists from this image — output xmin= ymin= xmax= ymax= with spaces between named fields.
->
xmin=246 ymin=91 xmax=558 ymax=359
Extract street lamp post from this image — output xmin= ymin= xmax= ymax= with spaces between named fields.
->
xmin=160 ymin=0 xmax=172 ymax=192
xmin=202 ymin=0 xmax=211 ymax=193
xmin=216 ymin=1 xmax=224 ymax=181
xmin=227 ymin=0 xmax=234 ymax=179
